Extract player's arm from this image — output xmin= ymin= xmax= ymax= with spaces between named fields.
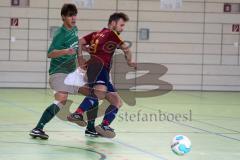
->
xmin=79 ymin=32 xmax=96 ymax=54
xmin=47 ymin=31 xmax=75 ymax=58
xmin=77 ymin=38 xmax=88 ymax=69
xmin=112 ymin=30 xmax=137 ymax=69
xmin=77 ymin=32 xmax=95 ymax=69
xmin=47 ymin=49 xmax=75 ymax=58
xmin=120 ymin=43 xmax=137 ymax=69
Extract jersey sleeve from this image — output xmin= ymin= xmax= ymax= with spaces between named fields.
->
xmin=82 ymin=32 xmax=96 ymax=44
xmin=48 ymin=29 xmax=64 ymax=54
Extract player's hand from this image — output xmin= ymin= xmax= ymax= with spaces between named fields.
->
xmin=66 ymin=48 xmax=76 ymax=55
xmin=127 ymin=62 xmax=137 ymax=70
xmin=83 ymin=45 xmax=94 ymax=53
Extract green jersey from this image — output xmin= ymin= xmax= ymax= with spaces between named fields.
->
xmin=48 ymin=25 xmax=79 ymax=75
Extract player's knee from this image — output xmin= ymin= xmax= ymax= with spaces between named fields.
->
xmin=118 ymin=99 xmax=123 ymax=108
xmin=57 ymin=96 xmax=67 ymax=104
xmin=112 ymin=99 xmax=123 ymax=108
xmin=94 ymin=90 xmax=106 ymax=100
xmin=55 ymin=92 xmax=68 ymax=106
xmin=94 ymin=85 xmax=107 ymax=100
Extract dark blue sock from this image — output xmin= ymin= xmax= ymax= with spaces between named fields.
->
xmin=87 ymin=101 xmax=99 ymax=130
xmin=76 ymin=96 xmax=98 ymax=114
xmin=103 ymin=105 xmax=118 ymax=125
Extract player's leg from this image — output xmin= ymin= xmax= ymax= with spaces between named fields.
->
xmin=67 ymin=84 xmax=106 ymax=126
xmin=95 ymin=88 xmax=123 ymax=138
xmin=65 ymin=68 xmax=101 ymax=136
xmin=84 ymin=84 xmax=108 ymax=137
xmin=30 ymin=73 xmax=78 ymax=140
xmin=76 ymin=84 xmax=100 ymax=136
xmin=67 ymin=62 xmax=107 ymax=127
xmin=85 ymin=100 xmax=99 ymax=137
xmin=30 ymin=91 xmax=68 ymax=140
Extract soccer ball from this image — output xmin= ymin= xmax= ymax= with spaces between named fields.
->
xmin=171 ymin=135 xmax=191 ymax=155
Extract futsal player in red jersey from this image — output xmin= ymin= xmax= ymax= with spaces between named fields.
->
xmin=67 ymin=12 xmax=137 ymax=138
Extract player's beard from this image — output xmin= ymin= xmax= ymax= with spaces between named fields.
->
xmin=112 ymin=25 xmax=121 ymax=35
xmin=115 ymin=29 xmax=121 ymax=35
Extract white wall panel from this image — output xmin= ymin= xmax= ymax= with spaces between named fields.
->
xmin=1 ymin=0 xmax=240 ymax=91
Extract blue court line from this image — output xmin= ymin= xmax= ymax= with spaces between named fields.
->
xmin=193 ymin=113 xmax=240 ymax=120
xmin=194 ymin=119 xmax=240 ymax=133
xmin=0 ymin=140 xmax=106 ymax=160
xmin=138 ymin=103 xmax=240 ymax=142
xmin=0 ymin=97 xmax=168 ymax=160
xmin=172 ymin=121 xmax=240 ymax=142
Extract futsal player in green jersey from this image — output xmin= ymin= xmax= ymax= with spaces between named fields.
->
xmin=29 ymin=3 xmax=95 ymax=139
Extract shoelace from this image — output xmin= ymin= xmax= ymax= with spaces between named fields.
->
xmin=103 ymin=125 xmax=114 ymax=131
xmin=73 ymin=113 xmax=82 ymax=119
xmin=34 ymin=129 xmax=44 ymax=134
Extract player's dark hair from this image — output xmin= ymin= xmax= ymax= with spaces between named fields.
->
xmin=61 ymin=3 xmax=78 ymax=17
xmin=108 ymin=12 xmax=129 ymax=24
